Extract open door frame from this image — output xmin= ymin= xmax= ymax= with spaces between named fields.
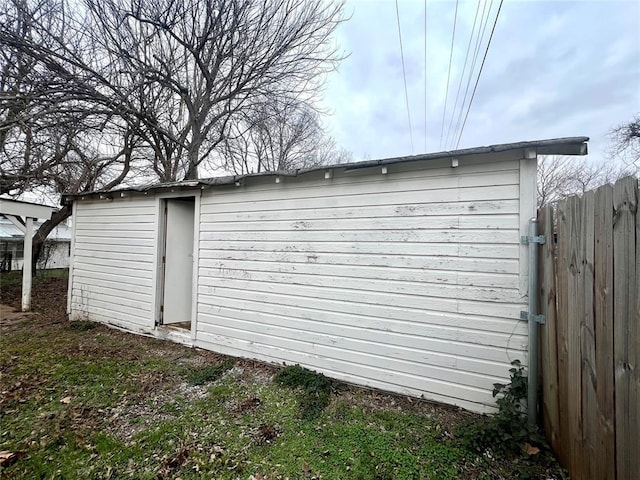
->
xmin=153 ymin=193 xmax=200 ymax=339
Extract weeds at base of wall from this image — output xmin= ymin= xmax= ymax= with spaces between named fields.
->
xmin=186 ymin=359 xmax=236 ymax=386
xmin=67 ymin=320 xmax=98 ymax=331
xmin=455 ymin=360 xmax=546 ymax=458
xmin=274 ymin=364 xmax=334 ymax=420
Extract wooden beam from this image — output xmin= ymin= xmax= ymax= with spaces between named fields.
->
xmin=0 ymin=198 xmax=54 ymax=219
xmin=4 ymin=214 xmax=26 ymax=234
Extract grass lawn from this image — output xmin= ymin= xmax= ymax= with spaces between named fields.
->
xmin=0 ymin=268 xmax=69 ymax=288
xmin=0 ymin=274 xmax=565 ymax=479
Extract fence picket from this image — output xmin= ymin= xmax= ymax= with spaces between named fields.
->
xmin=613 ymin=177 xmax=637 ymax=480
xmin=555 ymin=198 xmax=571 ymax=469
xmin=580 ymin=190 xmax=597 ymax=480
xmin=538 ymin=206 xmax=560 ymax=453
xmin=569 ymin=195 xmax=585 ymax=478
xmin=594 ymin=184 xmax=615 ymax=480
xmin=633 ymin=179 xmax=640 ymax=480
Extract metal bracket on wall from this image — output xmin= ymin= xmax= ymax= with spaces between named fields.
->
xmin=521 ymin=234 xmax=546 ymax=245
xmin=520 ymin=310 xmax=546 ymax=324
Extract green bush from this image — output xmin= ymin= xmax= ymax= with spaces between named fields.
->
xmin=456 ymin=360 xmax=544 ymax=457
xmin=274 ymin=364 xmax=333 ymax=419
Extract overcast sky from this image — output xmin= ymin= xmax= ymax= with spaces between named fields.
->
xmin=321 ymin=0 xmax=640 ymax=164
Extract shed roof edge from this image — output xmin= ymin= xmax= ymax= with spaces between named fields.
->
xmin=62 ymin=136 xmax=589 ymax=203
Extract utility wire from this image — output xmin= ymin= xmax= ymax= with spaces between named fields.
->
xmin=424 ymin=0 xmax=427 ymax=152
xmin=450 ymin=0 xmax=492 ymax=149
xmin=455 ymin=0 xmax=504 ymax=149
xmin=444 ymin=0 xmax=482 ymax=149
xmin=395 ymin=0 xmax=414 ymax=154
xmin=439 ymin=0 xmax=459 ymax=150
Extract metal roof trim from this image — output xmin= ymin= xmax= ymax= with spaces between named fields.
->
xmin=62 ymin=136 xmax=589 ymax=203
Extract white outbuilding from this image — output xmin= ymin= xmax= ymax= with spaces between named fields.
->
xmin=63 ymin=137 xmax=588 ymax=413
xmin=1 ymin=215 xmax=72 ymax=271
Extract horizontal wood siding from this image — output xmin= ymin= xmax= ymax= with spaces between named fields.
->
xmin=70 ymin=198 xmax=156 ymax=330
xmin=196 ymin=157 xmax=529 ymax=412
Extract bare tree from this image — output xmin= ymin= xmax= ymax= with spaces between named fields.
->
xmin=1 ymin=0 xmax=143 ymax=272
xmin=1 ymin=0 xmax=73 ymax=194
xmin=609 ymin=115 xmax=640 ymax=170
xmin=3 ymin=0 xmax=345 ymax=183
xmin=29 ymin=124 xmax=140 ymax=275
xmin=220 ymin=98 xmax=350 ymax=175
xmin=537 ymin=155 xmax=632 ymax=207
xmin=1 ymin=0 xmax=346 ymax=271
xmin=80 ymin=0 xmax=345 ymax=180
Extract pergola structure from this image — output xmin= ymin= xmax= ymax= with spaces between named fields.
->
xmin=0 ymin=199 xmax=55 ymax=311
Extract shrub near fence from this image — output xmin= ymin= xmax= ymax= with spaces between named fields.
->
xmin=538 ymin=176 xmax=639 ymax=480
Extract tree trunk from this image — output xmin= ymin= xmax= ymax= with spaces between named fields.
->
xmin=31 ymin=205 xmax=72 ymax=276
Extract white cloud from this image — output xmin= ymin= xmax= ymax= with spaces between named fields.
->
xmin=322 ymin=0 xmax=640 ymax=164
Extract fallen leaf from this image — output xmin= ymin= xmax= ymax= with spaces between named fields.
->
xmin=60 ymin=396 xmax=71 ymax=404
xmin=0 ymin=450 xmax=25 ymax=467
xmin=302 ymin=461 xmax=311 ymax=475
xmin=525 ymin=443 xmax=540 ymax=455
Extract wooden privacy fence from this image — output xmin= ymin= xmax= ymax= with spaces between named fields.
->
xmin=538 ymin=176 xmax=639 ymax=480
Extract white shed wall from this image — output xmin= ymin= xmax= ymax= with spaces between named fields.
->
xmin=195 ymin=154 xmax=532 ymax=413
xmin=69 ymin=197 xmax=157 ymax=331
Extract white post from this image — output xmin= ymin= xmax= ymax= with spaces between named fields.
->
xmin=22 ymin=217 xmax=33 ymax=312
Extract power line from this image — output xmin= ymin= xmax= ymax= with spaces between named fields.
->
xmin=444 ymin=0 xmax=482 ymax=149
xmin=455 ymin=0 xmax=504 ymax=149
xmin=450 ymin=0 xmax=492 ymax=149
xmin=439 ymin=0 xmax=459 ymax=150
xmin=424 ymin=0 xmax=427 ymax=152
xmin=395 ymin=0 xmax=414 ymax=154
